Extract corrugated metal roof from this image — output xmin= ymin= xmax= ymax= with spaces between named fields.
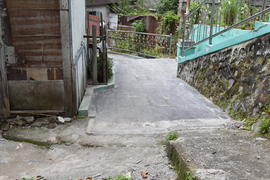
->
xmin=87 ymin=0 xmax=121 ymax=6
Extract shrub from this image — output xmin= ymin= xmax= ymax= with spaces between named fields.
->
xmin=166 ymin=131 xmax=179 ymax=141
xmin=132 ymin=20 xmax=145 ymax=32
xmin=158 ymin=11 xmax=179 ymax=34
xmin=155 ymin=0 xmax=179 ymax=14
xmin=221 ymin=0 xmax=237 ymax=26
xmin=260 ymin=117 xmax=270 ymax=134
xmin=97 ymin=57 xmax=113 ymax=83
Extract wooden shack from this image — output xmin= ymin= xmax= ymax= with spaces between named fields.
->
xmin=0 ymin=0 xmax=88 ymax=117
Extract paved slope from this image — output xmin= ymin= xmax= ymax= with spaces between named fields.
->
xmin=92 ymin=54 xmax=230 ymax=134
xmin=0 ymin=54 xmax=232 ymax=180
xmin=95 ymin=54 xmax=229 ymax=122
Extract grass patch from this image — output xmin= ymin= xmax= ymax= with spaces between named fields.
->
xmin=228 ymin=107 xmax=270 ymax=135
xmin=260 ymin=117 xmax=270 ymax=134
xmin=166 ymin=142 xmax=197 ymax=180
xmin=75 ymin=114 xmax=88 ymax=120
xmin=186 ymin=171 xmax=197 ymax=180
xmin=20 ymin=177 xmax=45 ymax=180
xmin=105 ymin=175 xmax=132 ymax=180
xmin=166 ymin=131 xmax=179 ymax=141
xmin=3 ymin=135 xmax=51 ymax=148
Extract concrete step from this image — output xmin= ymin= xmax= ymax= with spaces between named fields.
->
xmin=88 ymin=118 xmax=232 ymax=135
xmin=78 ymin=88 xmax=94 ymax=117
xmin=88 ymin=104 xmax=96 ymax=118
xmin=78 ymin=64 xmax=115 ymax=117
xmin=167 ymin=129 xmax=270 ymax=180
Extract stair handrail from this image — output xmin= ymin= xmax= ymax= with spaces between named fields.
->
xmin=180 ymin=0 xmax=270 ymax=57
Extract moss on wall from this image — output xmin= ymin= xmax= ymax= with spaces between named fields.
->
xmin=178 ymin=34 xmax=270 ymax=135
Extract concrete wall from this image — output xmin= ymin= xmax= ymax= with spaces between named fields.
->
xmin=178 ymin=33 xmax=270 ymax=119
xmin=70 ymin=0 xmax=87 ymax=108
xmin=8 ymin=81 xmax=64 ymax=111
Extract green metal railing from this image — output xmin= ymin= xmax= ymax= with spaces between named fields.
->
xmin=180 ymin=0 xmax=270 ymax=56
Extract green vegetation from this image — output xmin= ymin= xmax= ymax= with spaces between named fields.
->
xmin=97 ymin=57 xmax=114 ymax=83
xmin=21 ymin=177 xmax=45 ymax=180
xmin=227 ymin=104 xmax=270 ymax=136
xmin=140 ymin=45 xmax=164 ymax=57
xmin=110 ymin=30 xmax=169 ymax=57
xmin=186 ymin=171 xmax=197 ymax=180
xmin=166 ymin=141 xmax=197 ymax=180
xmin=107 ymin=57 xmax=113 ymax=81
xmin=113 ymin=0 xmax=153 ymax=16
xmin=111 ymin=0 xmax=180 ymax=57
xmin=3 ymin=135 xmax=51 ymax=148
xmin=158 ymin=11 xmax=180 ymax=34
xmin=155 ymin=0 xmax=179 ymax=14
xmin=259 ymin=106 xmax=270 ymax=136
xmin=238 ymin=1 xmax=249 ymax=21
xmin=197 ymin=78 xmax=270 ymax=138
xmin=105 ymin=175 xmax=132 ymax=180
xmin=75 ymin=114 xmax=88 ymax=119
xmin=166 ymin=131 xmax=179 ymax=141
xmin=260 ymin=117 xmax=270 ymax=134
xmin=132 ymin=20 xmax=145 ymax=32
xmin=220 ymin=0 xmax=237 ymax=26
xmin=189 ymin=1 xmax=200 ymax=11
xmin=228 ymin=108 xmax=256 ymax=130
xmin=213 ymin=98 xmax=270 ymax=137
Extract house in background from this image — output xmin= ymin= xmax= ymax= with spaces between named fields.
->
xmin=0 ymin=0 xmax=88 ymax=117
xmin=86 ymin=0 xmax=120 ymax=30
xmin=119 ymin=15 xmax=159 ymax=33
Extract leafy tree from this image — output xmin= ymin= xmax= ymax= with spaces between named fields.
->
xmin=113 ymin=0 xmax=149 ymax=16
xmin=161 ymin=11 xmax=180 ymax=34
xmin=156 ymin=0 xmax=179 ymax=14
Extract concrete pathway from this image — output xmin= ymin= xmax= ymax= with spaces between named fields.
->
xmin=0 ymin=54 xmax=251 ymax=180
xmin=168 ymin=129 xmax=270 ymax=180
xmin=91 ymin=54 xmax=230 ymax=134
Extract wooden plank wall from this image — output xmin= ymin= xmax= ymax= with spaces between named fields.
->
xmin=4 ymin=0 xmax=67 ymax=113
xmin=6 ymin=0 xmax=63 ymax=81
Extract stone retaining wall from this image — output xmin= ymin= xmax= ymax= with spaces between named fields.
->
xmin=178 ymin=33 xmax=270 ymax=120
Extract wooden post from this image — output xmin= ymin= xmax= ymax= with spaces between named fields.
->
xmin=104 ymin=25 xmax=108 ymax=84
xmin=92 ymin=25 xmax=98 ymax=84
xmin=100 ymin=13 xmax=107 ymax=84
xmin=86 ymin=12 xmax=91 ymax=78
xmin=0 ymin=14 xmax=10 ymax=118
